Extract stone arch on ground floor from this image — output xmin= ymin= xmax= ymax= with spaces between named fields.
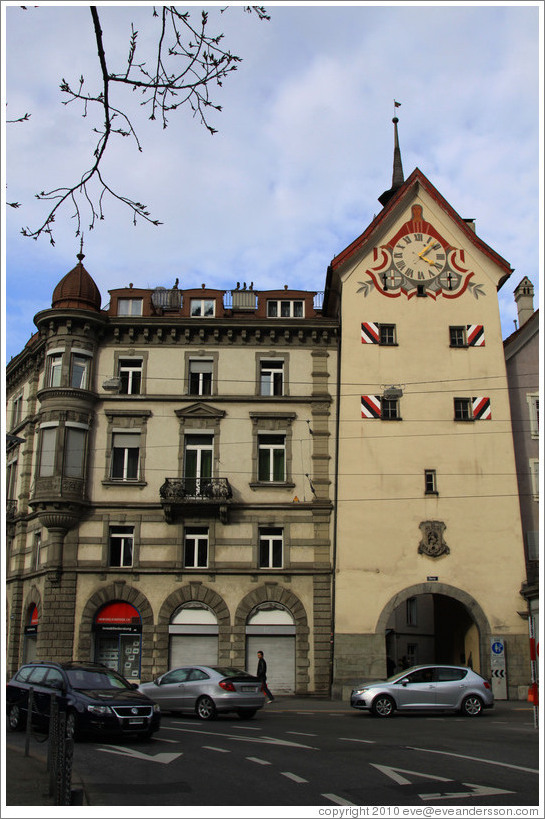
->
xmin=375 ymin=582 xmax=492 ymax=678
xmin=234 ymin=584 xmax=310 ymax=694
xmin=156 ymin=583 xmax=231 ymax=676
xmin=77 ymin=581 xmax=155 ymax=681
xmin=21 ymin=585 xmax=42 ymax=665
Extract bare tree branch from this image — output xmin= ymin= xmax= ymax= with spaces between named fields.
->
xmin=16 ymin=5 xmax=269 ymax=243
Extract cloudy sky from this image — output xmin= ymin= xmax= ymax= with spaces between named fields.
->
xmin=2 ymin=1 xmax=542 ymax=363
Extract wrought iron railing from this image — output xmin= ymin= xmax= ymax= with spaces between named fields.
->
xmin=159 ymin=477 xmax=232 ymax=502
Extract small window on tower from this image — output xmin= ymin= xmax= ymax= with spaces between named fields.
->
xmin=424 ymin=469 xmax=438 ymax=495
xmin=454 ymin=398 xmax=473 ymax=421
xmin=379 ymin=324 xmax=397 ymax=346
xmin=449 ymin=326 xmax=467 ymax=347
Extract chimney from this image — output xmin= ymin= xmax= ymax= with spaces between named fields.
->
xmin=514 ymin=277 xmax=534 ymax=328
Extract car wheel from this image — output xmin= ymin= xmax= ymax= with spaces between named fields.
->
xmin=237 ymin=709 xmax=257 ymax=720
xmin=461 ymin=695 xmax=483 ymax=716
xmin=196 ymin=696 xmax=217 ymax=721
xmin=7 ymin=704 xmax=23 ymax=732
xmin=65 ymin=711 xmax=78 ymax=740
xmin=371 ymin=694 xmax=395 ymax=718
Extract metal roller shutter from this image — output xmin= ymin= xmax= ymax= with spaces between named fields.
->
xmin=246 ymin=635 xmax=295 ymax=694
xmin=169 ymin=635 xmax=218 ymax=669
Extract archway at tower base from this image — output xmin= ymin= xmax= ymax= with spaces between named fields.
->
xmin=377 ymin=583 xmax=491 ymax=678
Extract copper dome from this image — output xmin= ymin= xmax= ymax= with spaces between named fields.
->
xmin=51 ymin=255 xmax=102 ymax=312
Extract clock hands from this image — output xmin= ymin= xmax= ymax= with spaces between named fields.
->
xmin=417 ymin=241 xmax=434 ymax=257
xmin=418 ymin=240 xmax=438 ymax=266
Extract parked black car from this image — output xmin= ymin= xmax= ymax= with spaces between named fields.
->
xmin=6 ymin=661 xmax=161 ymax=740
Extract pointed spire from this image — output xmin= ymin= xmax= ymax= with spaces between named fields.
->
xmin=378 ymin=115 xmax=405 ymax=207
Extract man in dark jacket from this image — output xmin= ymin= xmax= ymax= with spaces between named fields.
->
xmin=256 ymin=651 xmax=274 ymax=702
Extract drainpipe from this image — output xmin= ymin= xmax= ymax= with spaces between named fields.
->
xmin=329 ymin=270 xmax=342 ymax=697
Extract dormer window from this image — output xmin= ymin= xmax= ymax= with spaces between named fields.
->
xmin=117 ymin=298 xmax=143 ymax=316
xmin=190 ymin=298 xmax=215 ymax=317
xmin=267 ymin=300 xmax=304 ymax=318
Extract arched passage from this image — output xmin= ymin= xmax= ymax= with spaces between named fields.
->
xmin=376 ymin=583 xmax=492 ymax=678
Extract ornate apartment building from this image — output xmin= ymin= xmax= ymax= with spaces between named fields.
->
xmin=5 ymin=119 xmax=533 ymax=698
xmin=5 ymin=270 xmax=338 ymax=694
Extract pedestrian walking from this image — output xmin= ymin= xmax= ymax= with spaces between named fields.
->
xmin=256 ymin=650 xmax=274 ymax=702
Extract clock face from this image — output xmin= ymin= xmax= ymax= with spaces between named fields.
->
xmin=363 ymin=205 xmax=479 ymax=300
xmin=392 ymin=233 xmax=447 ymax=282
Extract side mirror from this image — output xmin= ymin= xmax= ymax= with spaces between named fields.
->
xmin=400 ymin=677 xmax=409 ymax=686
xmin=154 ymin=677 xmax=161 ymax=686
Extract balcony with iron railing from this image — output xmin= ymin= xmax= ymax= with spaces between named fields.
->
xmin=159 ymin=477 xmax=232 ymax=524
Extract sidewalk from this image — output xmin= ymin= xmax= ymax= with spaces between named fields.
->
xmin=3 ymin=739 xmax=87 ymax=808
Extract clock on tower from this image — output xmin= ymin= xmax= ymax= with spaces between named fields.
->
xmin=367 ymin=205 xmax=474 ymax=299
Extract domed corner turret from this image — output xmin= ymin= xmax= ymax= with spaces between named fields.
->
xmin=51 ymin=250 xmax=102 ymax=313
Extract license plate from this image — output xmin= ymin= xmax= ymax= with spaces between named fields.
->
xmin=241 ymin=685 xmax=258 ymax=692
xmin=129 ymin=719 xmax=144 ymax=725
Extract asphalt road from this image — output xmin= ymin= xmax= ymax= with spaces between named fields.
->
xmin=7 ymin=700 xmax=541 ymax=809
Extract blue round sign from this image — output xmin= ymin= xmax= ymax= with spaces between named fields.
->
xmin=492 ymin=641 xmax=504 ymax=655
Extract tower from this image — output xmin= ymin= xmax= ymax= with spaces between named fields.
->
xmin=324 ymin=118 xmax=528 ymax=697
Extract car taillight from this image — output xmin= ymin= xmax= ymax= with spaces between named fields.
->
xmin=483 ymin=681 xmax=491 ymax=689
xmin=219 ymin=680 xmax=236 ymax=692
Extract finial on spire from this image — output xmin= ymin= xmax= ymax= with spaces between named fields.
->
xmin=378 ymin=109 xmax=405 ymax=207
xmin=77 ymin=234 xmax=85 ymax=262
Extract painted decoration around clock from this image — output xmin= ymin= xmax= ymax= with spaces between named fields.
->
xmin=358 ymin=204 xmax=485 ymax=300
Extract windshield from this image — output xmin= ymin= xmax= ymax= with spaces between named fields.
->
xmin=386 ymin=666 xmax=421 ymax=682
xmin=65 ymin=668 xmax=131 ymax=690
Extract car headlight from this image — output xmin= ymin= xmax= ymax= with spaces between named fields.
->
xmin=153 ymin=703 xmax=160 ymax=713
xmin=86 ymin=704 xmax=113 ymax=715
xmin=353 ymin=688 xmax=369 ymax=695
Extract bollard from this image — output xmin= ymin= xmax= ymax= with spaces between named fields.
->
xmin=24 ymin=688 xmax=34 ymax=757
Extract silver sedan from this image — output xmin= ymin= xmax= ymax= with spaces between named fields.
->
xmin=138 ymin=666 xmax=266 ymax=720
xmin=350 ymin=664 xmax=494 ymax=717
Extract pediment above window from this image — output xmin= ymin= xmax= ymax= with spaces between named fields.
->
xmin=175 ymin=403 xmax=226 ymax=420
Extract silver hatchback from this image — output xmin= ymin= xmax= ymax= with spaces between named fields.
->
xmin=138 ymin=665 xmax=266 ymax=720
xmin=350 ymin=664 xmax=494 ymax=717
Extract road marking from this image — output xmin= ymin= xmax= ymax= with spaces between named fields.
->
xmin=203 ymin=746 xmax=230 ymax=753
xmin=247 ymin=756 xmax=271 ymax=765
xmin=371 ymin=764 xmax=452 ymax=786
xmin=163 ymin=725 xmax=318 ymax=750
xmin=420 ymin=783 xmax=514 ymax=801
xmin=339 ymin=737 xmax=375 ymax=744
xmin=282 ymin=771 xmax=308 ymax=783
xmin=371 ymin=765 xmax=514 ymax=801
xmin=322 ymin=793 xmax=356 ymax=806
xmin=408 ymin=746 xmax=539 ymax=774
xmin=97 ymin=745 xmax=182 ymax=765
xmin=286 ymin=731 xmax=316 ymax=737
xmin=153 ymin=737 xmax=181 ymax=744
